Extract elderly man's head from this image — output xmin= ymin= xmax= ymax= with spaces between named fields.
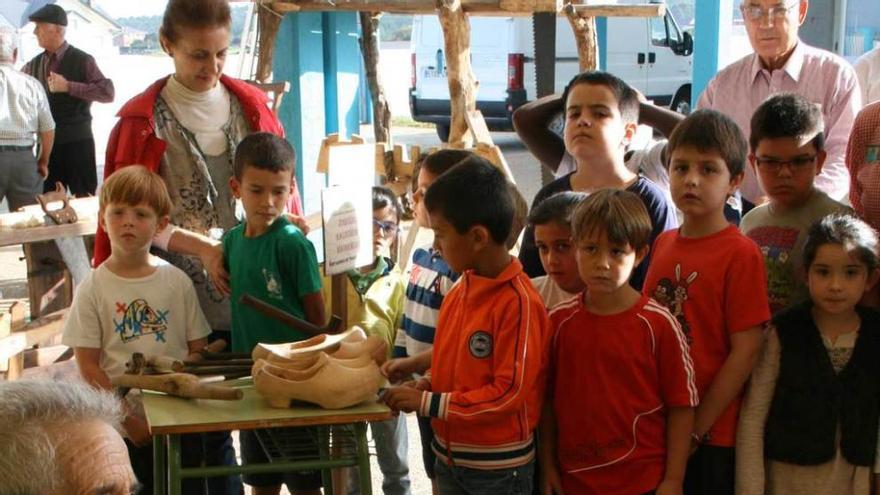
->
xmin=33 ymin=22 xmax=66 ymax=52
xmin=0 ymin=27 xmax=17 ymax=64
xmin=0 ymin=380 xmax=137 ymax=495
xmin=740 ymin=0 xmax=808 ymax=69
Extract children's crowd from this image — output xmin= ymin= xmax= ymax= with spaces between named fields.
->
xmin=60 ymin=68 xmax=880 ymax=495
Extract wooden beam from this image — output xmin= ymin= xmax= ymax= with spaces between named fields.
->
xmin=439 ymin=0 xmax=478 ymax=147
xmin=257 ymin=4 xmax=285 ymax=82
xmin=263 ymin=0 xmax=562 ymax=14
xmin=268 ymin=1 xmax=301 ymax=12
xmin=570 ymin=3 xmax=665 ymax=18
xmin=259 ymin=1 xmax=662 ymax=15
xmin=563 ymin=3 xmax=598 ymax=71
xmin=358 ymin=12 xmax=392 ymax=146
xmin=1 ymin=309 xmax=67 ymax=379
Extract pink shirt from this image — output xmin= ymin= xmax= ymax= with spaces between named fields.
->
xmin=697 ymin=41 xmax=862 ymax=204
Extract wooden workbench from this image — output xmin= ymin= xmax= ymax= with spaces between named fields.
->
xmin=143 ymin=379 xmax=391 ymax=495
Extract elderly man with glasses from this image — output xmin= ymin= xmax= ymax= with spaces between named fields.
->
xmin=697 ymin=0 xmax=861 ymax=215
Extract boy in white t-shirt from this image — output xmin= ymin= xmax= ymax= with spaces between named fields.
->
xmin=62 ymin=166 xmax=215 ymax=494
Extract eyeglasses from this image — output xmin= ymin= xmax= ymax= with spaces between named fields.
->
xmin=755 ymin=155 xmax=817 ymax=173
xmin=740 ymin=2 xmax=799 ymax=22
xmin=373 ymin=218 xmax=399 ymax=236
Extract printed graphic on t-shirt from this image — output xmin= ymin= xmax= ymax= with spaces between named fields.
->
xmin=263 ymin=268 xmax=283 ymax=300
xmin=651 ymin=264 xmax=697 ymax=343
xmin=746 ymin=226 xmax=799 ymax=313
xmin=114 ymin=299 xmax=169 ymax=343
xmin=867 ymin=145 xmax=880 ymax=164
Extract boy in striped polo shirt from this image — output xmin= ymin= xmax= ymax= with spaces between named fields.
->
xmin=382 ymin=149 xmax=467 ymax=493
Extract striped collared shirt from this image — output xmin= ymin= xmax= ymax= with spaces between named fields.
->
xmin=0 ymin=64 xmax=54 ymax=146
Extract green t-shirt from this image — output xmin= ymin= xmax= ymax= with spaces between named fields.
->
xmin=223 ymin=216 xmax=322 ymax=353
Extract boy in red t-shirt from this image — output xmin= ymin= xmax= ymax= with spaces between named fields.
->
xmin=643 ymin=110 xmax=771 ymax=495
xmin=541 ymin=189 xmax=697 ymax=495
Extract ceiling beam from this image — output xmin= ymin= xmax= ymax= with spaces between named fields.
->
xmin=257 ymin=1 xmax=664 ymax=17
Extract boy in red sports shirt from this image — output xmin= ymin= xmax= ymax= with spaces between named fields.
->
xmin=541 ymin=189 xmax=697 ymax=495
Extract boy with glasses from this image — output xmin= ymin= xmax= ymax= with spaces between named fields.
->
xmin=341 ymin=186 xmax=411 ymax=494
xmin=697 ymin=0 xmax=861 ymax=210
xmin=741 ymin=94 xmax=850 ymax=313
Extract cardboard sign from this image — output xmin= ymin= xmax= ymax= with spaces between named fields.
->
xmin=327 ymin=144 xmax=379 ymax=187
xmin=321 ymin=185 xmax=373 ymax=276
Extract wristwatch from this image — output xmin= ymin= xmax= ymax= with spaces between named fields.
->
xmin=690 ymin=431 xmax=711 ymax=445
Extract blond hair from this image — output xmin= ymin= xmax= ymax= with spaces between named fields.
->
xmin=571 ymin=189 xmax=652 ymax=250
xmin=100 ymin=166 xmax=172 ymax=217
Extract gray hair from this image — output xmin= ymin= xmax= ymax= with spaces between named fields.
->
xmin=0 ymin=27 xmax=17 ymax=63
xmin=0 ymin=380 xmax=124 ymax=495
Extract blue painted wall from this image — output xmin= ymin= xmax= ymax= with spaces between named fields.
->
xmin=273 ymin=12 xmax=363 ymax=214
xmin=693 ymin=0 xmax=734 ymax=107
xmin=597 ymin=17 xmax=608 ymax=71
xmin=323 ymin=12 xmax=362 ymax=138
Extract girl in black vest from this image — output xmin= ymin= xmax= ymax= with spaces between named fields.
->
xmin=735 ymin=213 xmax=880 ymax=495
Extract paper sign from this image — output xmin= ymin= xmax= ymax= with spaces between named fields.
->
xmin=327 ymin=144 xmax=378 ymax=187
xmin=321 ymin=185 xmax=373 ymax=276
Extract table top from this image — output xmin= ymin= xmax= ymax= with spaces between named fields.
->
xmin=0 ymin=220 xmax=96 ymax=247
xmin=0 ymin=197 xmax=98 ymax=247
xmin=143 ymin=379 xmax=392 ymax=435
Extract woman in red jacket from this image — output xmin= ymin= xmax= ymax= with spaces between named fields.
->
xmin=98 ymin=2 xmax=302 ymax=492
xmin=100 ymin=0 xmax=303 ymax=316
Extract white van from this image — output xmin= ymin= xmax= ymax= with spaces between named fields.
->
xmin=409 ymin=1 xmax=694 ymax=141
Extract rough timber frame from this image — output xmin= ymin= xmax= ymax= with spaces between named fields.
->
xmin=252 ymin=0 xmax=664 ymax=147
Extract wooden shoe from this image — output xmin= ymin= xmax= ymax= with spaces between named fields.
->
xmin=253 ymin=352 xmax=384 ymax=409
xmin=252 ymin=327 xmax=367 ymax=361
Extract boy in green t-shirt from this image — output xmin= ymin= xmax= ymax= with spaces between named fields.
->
xmin=223 ymin=132 xmax=326 ymax=495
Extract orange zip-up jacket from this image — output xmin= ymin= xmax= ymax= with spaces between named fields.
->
xmin=418 ymin=258 xmax=552 ymax=470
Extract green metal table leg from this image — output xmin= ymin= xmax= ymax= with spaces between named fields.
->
xmin=318 ymin=426 xmax=334 ymax=495
xmin=153 ymin=435 xmax=167 ymax=495
xmin=356 ymin=422 xmax=372 ymax=495
xmin=169 ymin=434 xmax=182 ymax=495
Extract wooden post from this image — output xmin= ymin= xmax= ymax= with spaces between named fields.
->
xmin=358 ymin=12 xmax=393 ymax=146
xmin=437 ymin=0 xmax=478 ymax=147
xmin=563 ymin=2 xmax=598 ymax=71
xmin=256 ymin=3 xmax=285 ymax=83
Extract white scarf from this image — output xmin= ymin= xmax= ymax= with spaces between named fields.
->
xmin=160 ymin=75 xmax=231 ymax=156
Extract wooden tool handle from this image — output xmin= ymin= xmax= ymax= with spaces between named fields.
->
xmin=111 ymin=373 xmax=243 ymax=401
xmin=203 ymin=339 xmax=227 ymax=354
xmin=145 ymin=355 xmax=184 ymax=373
xmin=240 ymin=293 xmax=322 ymax=334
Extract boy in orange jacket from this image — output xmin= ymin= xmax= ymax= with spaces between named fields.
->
xmin=384 ymin=157 xmax=552 ymax=493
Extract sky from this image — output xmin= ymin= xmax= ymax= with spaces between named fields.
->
xmin=93 ymin=0 xmax=170 ymax=18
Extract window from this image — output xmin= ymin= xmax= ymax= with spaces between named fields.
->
xmin=651 ymin=15 xmax=669 ymax=46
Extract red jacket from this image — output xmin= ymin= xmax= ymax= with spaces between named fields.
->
xmin=95 ymin=75 xmax=303 ymax=265
xmin=418 ymin=258 xmax=552 ymax=470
